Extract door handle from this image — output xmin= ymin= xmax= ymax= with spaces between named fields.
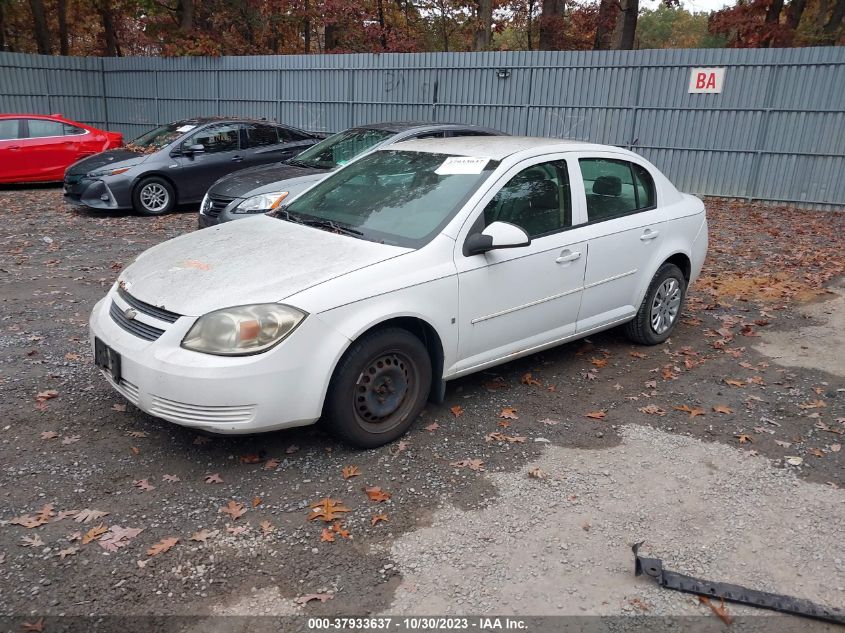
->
xmin=231 ymin=155 xmax=244 ymax=162
xmin=7 ymin=145 xmax=20 ymax=150
xmin=640 ymin=229 xmax=660 ymax=241
xmin=556 ymin=250 xmax=581 ymax=264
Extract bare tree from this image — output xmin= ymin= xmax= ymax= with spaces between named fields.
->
xmin=94 ymin=0 xmax=122 ymax=56
xmin=28 ymin=0 xmax=51 ymax=54
xmin=610 ymin=0 xmax=638 ymax=49
xmin=57 ymin=0 xmax=69 ymax=55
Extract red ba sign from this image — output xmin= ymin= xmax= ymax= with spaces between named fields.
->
xmin=688 ymin=67 xmax=726 ymax=94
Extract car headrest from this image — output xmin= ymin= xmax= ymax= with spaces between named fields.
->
xmin=593 ymin=175 xmax=621 ymax=197
xmin=529 ymin=180 xmax=559 ymax=209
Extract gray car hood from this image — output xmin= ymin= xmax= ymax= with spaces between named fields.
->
xmin=207 ymin=163 xmax=327 ymax=198
xmin=119 ymin=216 xmax=409 ymax=316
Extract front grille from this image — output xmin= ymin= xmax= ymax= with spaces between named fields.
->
xmin=109 ymin=301 xmax=165 ymax=341
xmin=150 ymin=395 xmax=256 ymax=425
xmin=117 ymin=287 xmax=180 ymax=323
xmin=202 ymin=195 xmax=234 ymax=218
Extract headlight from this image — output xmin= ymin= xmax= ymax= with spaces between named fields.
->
xmin=87 ymin=166 xmax=131 ymax=178
xmin=233 ymin=191 xmax=289 ymax=214
xmin=181 ymin=304 xmax=306 ymax=356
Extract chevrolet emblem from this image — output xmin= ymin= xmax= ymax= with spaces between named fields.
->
xmin=124 ymin=308 xmax=137 ymax=320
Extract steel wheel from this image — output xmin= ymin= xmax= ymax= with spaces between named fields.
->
xmin=650 ymin=277 xmax=682 ymax=335
xmin=353 ymin=350 xmax=419 ymax=432
xmin=139 ymin=183 xmax=170 ymax=213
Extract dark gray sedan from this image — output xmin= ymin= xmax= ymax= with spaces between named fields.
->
xmin=63 ymin=118 xmax=322 ymax=215
xmin=198 ymin=122 xmax=503 ymax=228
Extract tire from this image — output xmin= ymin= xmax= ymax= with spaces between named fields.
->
xmin=132 ymin=177 xmax=175 ymax=216
xmin=323 ymin=327 xmax=432 ymax=449
xmin=624 ymin=263 xmax=687 ymax=345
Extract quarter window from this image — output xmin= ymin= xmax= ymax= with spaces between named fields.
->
xmin=183 ymin=124 xmax=240 ymax=154
xmin=0 ymin=119 xmax=19 ymax=140
xmin=26 ymin=119 xmax=65 ymax=138
xmin=580 ymin=158 xmax=656 ymax=222
xmin=63 ymin=124 xmax=86 ymax=136
xmin=482 ymin=160 xmax=572 ymax=238
xmin=243 ymin=124 xmax=279 ymax=148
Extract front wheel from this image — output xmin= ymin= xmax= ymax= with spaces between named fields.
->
xmin=624 ymin=263 xmax=686 ymax=345
xmin=133 ymin=177 xmax=175 ymax=216
xmin=323 ymin=328 xmax=432 ymax=449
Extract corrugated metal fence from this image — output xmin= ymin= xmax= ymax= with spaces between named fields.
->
xmin=1 ymin=48 xmax=844 ymax=209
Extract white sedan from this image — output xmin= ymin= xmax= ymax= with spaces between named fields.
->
xmin=90 ymin=136 xmax=707 ymax=447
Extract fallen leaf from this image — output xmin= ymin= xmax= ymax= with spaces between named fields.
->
xmin=500 ymin=407 xmax=519 ymax=419
xmin=365 ymin=486 xmax=391 ymax=502
xmin=74 ymin=509 xmax=109 ymax=524
xmin=127 ymin=430 xmax=146 ymax=438
xmin=450 ymin=405 xmax=464 ymax=417
xmin=638 ymin=405 xmax=667 ymax=416
xmin=539 ymin=418 xmax=560 ymax=425
xmin=98 ymin=526 xmax=143 ymax=552
xmin=239 ymin=453 xmax=262 ymax=464
xmin=673 ymin=405 xmax=706 ymax=418
xmin=260 ymin=520 xmax=274 ymax=536
xmin=294 ymin=593 xmax=333 ymax=605
xmin=20 ymin=535 xmax=44 ymax=548
xmin=798 ymin=399 xmax=826 ymax=410
xmin=735 ymin=434 xmax=754 ymax=444
xmin=582 ymin=521 xmax=591 ymax=531
xmin=521 ymin=372 xmax=541 ymax=386
xmin=146 ymin=537 xmax=179 ymax=557
xmin=330 ymin=521 xmax=350 ymax=539
xmin=528 ymin=467 xmax=547 ymax=479
xmin=190 ymin=529 xmax=219 ymax=543
xmin=725 ymin=379 xmax=746 ymax=387
xmin=193 ymin=435 xmax=211 ymax=445
xmin=630 ymin=351 xmax=647 ymax=359
xmin=39 ymin=431 xmax=58 ymax=440
xmin=58 ymin=546 xmax=78 ymax=559
xmin=485 ymin=432 xmax=526 ymax=443
xmin=585 ymin=411 xmax=606 ymax=420
xmin=21 ymin=618 xmax=45 ymax=632
xmin=133 ymin=479 xmax=155 ymax=492
xmin=11 ymin=514 xmax=46 ymax=529
xmin=808 ymin=448 xmax=824 ymax=457
xmin=831 ymin=443 xmax=841 ymax=453
xmin=162 ymin=474 xmax=180 ymax=483
xmin=484 ymin=377 xmax=509 ymax=391
xmin=205 ymin=473 xmax=224 ymax=484
xmin=308 ymin=498 xmax=351 ymax=522
xmin=371 ymin=513 xmax=389 ymax=526
xmin=264 ymin=458 xmax=281 ymax=470
xmin=342 ymin=465 xmax=361 ymax=479
xmin=227 ymin=525 xmax=249 ymax=535
xmin=785 ymin=456 xmax=804 ymax=466
xmin=61 ymin=435 xmax=81 ymax=445
xmin=590 ymin=358 xmax=608 ymax=368
xmin=285 ymin=444 xmax=300 ymax=454
xmin=698 ymin=596 xmax=734 ymax=626
xmin=251 ymin=497 xmax=262 ymax=508
xmin=424 ymin=422 xmax=440 ymax=432
xmin=450 ymin=459 xmax=485 ymax=471
xmin=320 ymin=528 xmax=335 ymax=542
xmin=81 ymin=524 xmax=108 ymax=544
xmin=112 ymin=404 xmax=127 ymax=412
xmin=774 ymin=440 xmax=791 ymax=448
xmin=35 ymin=390 xmax=58 ymax=402
xmin=219 ymin=500 xmax=246 ymax=520
xmin=130 ymin=446 xmax=140 ymax=455
xmin=712 ymin=405 xmax=733 ymax=414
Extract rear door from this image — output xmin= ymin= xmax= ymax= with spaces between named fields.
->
xmin=21 ymin=118 xmax=82 ymax=181
xmin=0 ymin=118 xmax=30 ymax=182
xmin=240 ymin=123 xmax=303 ymax=169
xmin=174 ymin=123 xmax=243 ymax=201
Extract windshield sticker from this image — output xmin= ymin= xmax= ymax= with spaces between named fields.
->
xmin=434 ymin=156 xmax=490 ymax=175
xmin=176 ymin=125 xmax=197 ymax=133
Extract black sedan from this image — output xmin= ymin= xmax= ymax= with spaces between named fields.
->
xmin=198 ymin=122 xmax=503 ymax=228
xmin=63 ymin=118 xmax=323 ymax=216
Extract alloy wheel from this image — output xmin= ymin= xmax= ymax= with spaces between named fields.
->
xmin=650 ymin=277 xmax=682 ymax=335
xmin=139 ymin=183 xmax=169 ymax=212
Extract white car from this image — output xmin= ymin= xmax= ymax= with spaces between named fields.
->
xmin=90 ymin=136 xmax=708 ymax=448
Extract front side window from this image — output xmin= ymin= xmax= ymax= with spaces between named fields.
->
xmin=183 ymin=124 xmax=240 ymax=154
xmin=129 ymin=122 xmax=196 ymax=151
xmin=0 ymin=119 xmax=19 ymax=140
xmin=281 ymin=150 xmax=498 ymax=248
xmin=580 ymin=158 xmax=656 ymax=222
xmin=290 ymin=128 xmax=394 ymax=170
xmin=63 ymin=124 xmax=86 ymax=136
xmin=482 ymin=161 xmax=572 ymax=238
xmin=26 ymin=119 xmax=65 ymax=138
xmin=243 ymin=124 xmax=279 ymax=148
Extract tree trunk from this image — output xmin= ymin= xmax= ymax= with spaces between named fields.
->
xmin=593 ymin=0 xmax=617 ymax=50
xmin=57 ymin=0 xmax=69 ymax=54
xmin=178 ymin=0 xmax=193 ymax=33
xmin=0 ymin=0 xmax=8 ymax=51
xmin=303 ymin=0 xmax=311 ymax=53
xmin=822 ymin=0 xmax=845 ymax=41
xmin=473 ymin=0 xmax=493 ymax=50
xmin=325 ymin=23 xmax=341 ymax=51
xmin=28 ymin=0 xmax=51 ymax=54
xmin=610 ymin=0 xmax=638 ymax=50
xmin=95 ymin=0 xmax=122 ymax=56
xmin=539 ymin=0 xmax=565 ymax=50
xmin=527 ymin=0 xmax=535 ymax=50
xmin=785 ymin=0 xmax=807 ymax=31
xmin=377 ymin=0 xmax=388 ymax=49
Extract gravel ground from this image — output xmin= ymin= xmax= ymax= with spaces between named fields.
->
xmin=0 ymin=189 xmax=843 ymax=630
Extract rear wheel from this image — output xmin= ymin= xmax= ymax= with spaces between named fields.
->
xmin=323 ymin=328 xmax=431 ymax=449
xmin=624 ymin=263 xmax=686 ymax=345
xmin=133 ymin=177 xmax=175 ymax=216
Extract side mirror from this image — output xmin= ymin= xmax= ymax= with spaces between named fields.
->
xmin=185 ymin=144 xmax=205 ymax=154
xmin=464 ymin=221 xmax=531 ymax=256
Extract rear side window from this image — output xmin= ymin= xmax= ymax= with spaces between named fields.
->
xmin=580 ymin=158 xmax=656 ymax=222
xmin=184 ymin=124 xmax=240 ymax=154
xmin=0 ymin=119 xmax=19 ymax=140
xmin=63 ymin=124 xmax=86 ymax=136
xmin=26 ymin=119 xmax=65 ymax=138
xmin=280 ymin=128 xmax=311 ymax=142
xmin=243 ymin=124 xmax=279 ymax=148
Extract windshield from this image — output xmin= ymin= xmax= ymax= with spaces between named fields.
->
xmin=289 ymin=128 xmax=394 ymax=170
xmin=127 ymin=122 xmax=198 ymax=152
xmin=279 ymin=150 xmax=498 ymax=248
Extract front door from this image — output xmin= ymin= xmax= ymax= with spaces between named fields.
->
xmin=0 ymin=118 xmax=30 ymax=182
xmin=175 ymin=123 xmax=244 ymax=201
xmin=454 ymin=157 xmax=587 ymax=374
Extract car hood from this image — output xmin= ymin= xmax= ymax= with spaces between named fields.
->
xmin=119 ymin=216 xmax=409 ymax=316
xmin=66 ymin=149 xmax=148 ymax=176
xmin=208 ymin=163 xmax=327 ymax=198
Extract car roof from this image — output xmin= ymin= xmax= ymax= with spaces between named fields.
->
xmin=356 ymin=121 xmax=503 ymax=134
xmin=0 ymin=113 xmax=76 ymax=121
xmin=387 ymin=135 xmax=638 ymax=161
xmin=168 ymin=116 xmax=299 ymax=128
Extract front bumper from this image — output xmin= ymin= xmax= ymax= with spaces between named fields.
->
xmin=64 ymin=176 xmax=130 ymax=210
xmin=89 ymin=292 xmax=350 ymax=433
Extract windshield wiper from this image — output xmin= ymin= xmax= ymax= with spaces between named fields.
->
xmin=286 ymin=159 xmax=318 ymax=169
xmin=271 ymin=208 xmax=306 ymax=224
xmin=300 ymin=218 xmax=364 ymax=237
